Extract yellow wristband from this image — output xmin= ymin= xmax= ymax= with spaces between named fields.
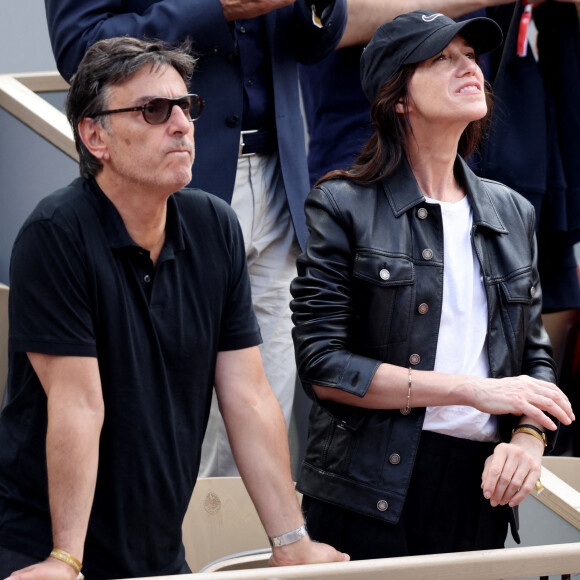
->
xmin=50 ymin=548 xmax=83 ymax=576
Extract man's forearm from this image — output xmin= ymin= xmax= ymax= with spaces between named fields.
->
xmin=28 ymin=352 xmax=105 ymax=564
xmin=338 ymin=0 xmax=513 ymax=47
xmin=215 ymin=347 xmax=348 ymax=565
xmin=225 ymin=387 xmax=303 ymax=537
xmin=47 ymin=405 xmax=104 ymax=560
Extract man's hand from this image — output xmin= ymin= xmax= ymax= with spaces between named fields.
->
xmin=269 ymin=536 xmax=350 ymax=567
xmin=5 ymin=558 xmax=78 ymax=580
xmin=220 ymin=0 xmax=295 ymax=21
xmin=481 ymin=433 xmax=545 ymax=508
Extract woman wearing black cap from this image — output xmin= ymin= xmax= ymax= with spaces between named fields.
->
xmin=290 ymin=10 xmax=575 ymax=559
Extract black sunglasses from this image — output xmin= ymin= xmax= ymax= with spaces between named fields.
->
xmin=91 ymin=94 xmax=204 ymax=125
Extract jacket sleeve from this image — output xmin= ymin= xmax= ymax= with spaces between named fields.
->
xmin=290 ymin=184 xmax=381 ymax=401
xmin=521 ymin=204 xmax=557 ymax=384
xmin=289 ymin=0 xmax=347 ymax=65
xmin=45 ymin=0 xmax=232 ymax=81
xmin=45 ymin=0 xmax=346 ymax=82
xmin=498 ymin=196 xmax=559 ymax=451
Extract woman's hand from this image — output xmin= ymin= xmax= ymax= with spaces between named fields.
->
xmin=465 ymin=375 xmax=574 ymax=431
xmin=481 ymin=432 xmax=544 ymax=507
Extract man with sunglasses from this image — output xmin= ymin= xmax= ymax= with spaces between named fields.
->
xmin=0 ymin=37 xmax=349 ymax=580
xmin=45 ymin=0 xmax=348 ymax=480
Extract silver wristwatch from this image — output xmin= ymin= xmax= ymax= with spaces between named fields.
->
xmin=268 ymin=524 xmax=308 ymax=547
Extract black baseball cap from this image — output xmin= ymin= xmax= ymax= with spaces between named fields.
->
xmin=360 ymin=10 xmax=503 ymax=103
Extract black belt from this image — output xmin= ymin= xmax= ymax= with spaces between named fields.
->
xmin=239 ymin=128 xmax=277 ymax=157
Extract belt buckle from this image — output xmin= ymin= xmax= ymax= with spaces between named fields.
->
xmin=239 ymin=129 xmax=259 ymax=157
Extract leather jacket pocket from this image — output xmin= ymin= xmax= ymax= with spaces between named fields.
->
xmin=352 ymin=251 xmax=415 ymax=348
xmin=499 ymin=269 xmax=534 ymax=345
xmin=304 ymin=402 xmax=396 ymax=487
xmin=353 ymin=251 xmax=414 ymax=286
xmin=305 ymin=403 xmax=362 ymax=474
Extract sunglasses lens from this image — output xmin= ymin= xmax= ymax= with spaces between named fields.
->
xmin=143 ymin=98 xmax=172 ymax=125
xmin=142 ymin=95 xmax=204 ymax=124
xmin=185 ymin=95 xmax=203 ymax=121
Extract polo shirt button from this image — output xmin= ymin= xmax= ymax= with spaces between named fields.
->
xmin=422 ymin=248 xmax=433 ymax=260
xmin=143 ymin=274 xmax=151 ymax=284
xmin=530 ymin=286 xmax=536 ymax=297
xmin=418 ymin=303 xmax=428 ymax=315
xmin=389 ymin=453 xmax=401 ymax=465
xmin=417 ymin=207 xmax=428 ymax=220
xmin=409 ymin=353 xmax=420 ymax=365
xmin=379 ymin=268 xmax=390 ymax=281
xmin=377 ymin=499 xmax=389 ymax=512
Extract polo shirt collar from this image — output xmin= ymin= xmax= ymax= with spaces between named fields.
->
xmin=87 ymin=176 xmax=186 ymax=260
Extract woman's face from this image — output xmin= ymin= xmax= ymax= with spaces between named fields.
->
xmin=404 ymin=35 xmax=487 ymax=128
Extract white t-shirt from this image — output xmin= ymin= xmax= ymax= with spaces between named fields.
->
xmin=422 ymin=195 xmax=498 ymax=442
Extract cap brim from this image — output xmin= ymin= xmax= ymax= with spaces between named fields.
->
xmin=404 ymin=17 xmax=503 ymax=65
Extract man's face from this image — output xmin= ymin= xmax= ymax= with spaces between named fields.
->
xmin=98 ymin=64 xmax=195 ymax=196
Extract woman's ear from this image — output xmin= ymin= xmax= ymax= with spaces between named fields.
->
xmin=78 ymin=118 xmax=110 ymax=161
xmin=395 ymin=99 xmax=407 ymax=115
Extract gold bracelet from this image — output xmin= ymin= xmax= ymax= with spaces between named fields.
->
xmin=400 ymin=367 xmax=412 ymax=415
xmin=49 ymin=548 xmax=83 ymax=576
xmin=511 ymin=425 xmax=547 ymax=447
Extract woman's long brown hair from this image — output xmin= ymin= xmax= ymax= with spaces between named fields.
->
xmin=316 ymin=62 xmax=493 ymax=188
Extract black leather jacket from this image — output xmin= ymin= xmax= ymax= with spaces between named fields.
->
xmin=290 ymin=155 xmax=557 ymax=528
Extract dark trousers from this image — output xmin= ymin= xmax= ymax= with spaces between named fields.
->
xmin=0 ymin=546 xmax=42 ymax=578
xmin=302 ymin=430 xmax=510 ymax=560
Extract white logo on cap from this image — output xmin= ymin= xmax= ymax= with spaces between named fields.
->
xmin=422 ymin=13 xmax=443 ymax=22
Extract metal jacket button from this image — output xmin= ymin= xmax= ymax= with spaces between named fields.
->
xmin=417 ymin=207 xmax=428 ymax=220
xmin=422 ymin=248 xmax=433 ymax=260
xmin=409 ymin=353 xmax=420 ymax=365
xmin=389 ymin=453 xmax=401 ymax=465
xmin=379 ymin=268 xmax=390 ymax=281
xmin=418 ymin=303 xmax=428 ymax=315
xmin=377 ymin=499 xmax=389 ymax=512
xmin=530 ymin=286 xmax=536 ymax=297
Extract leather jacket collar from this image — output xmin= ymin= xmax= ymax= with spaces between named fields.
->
xmin=381 ymin=155 xmax=508 ymax=235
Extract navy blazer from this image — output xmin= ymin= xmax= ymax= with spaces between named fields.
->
xmin=44 ymin=0 xmax=347 ymax=249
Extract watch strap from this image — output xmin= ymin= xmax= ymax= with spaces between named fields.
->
xmin=268 ymin=524 xmax=308 ymax=547
xmin=512 ymin=424 xmax=547 ymax=447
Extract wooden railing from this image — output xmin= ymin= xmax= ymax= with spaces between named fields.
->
xmin=122 ymin=542 xmax=580 ymax=579
xmin=0 ymin=71 xmax=77 ymax=160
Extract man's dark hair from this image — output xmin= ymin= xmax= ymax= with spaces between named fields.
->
xmin=66 ymin=36 xmax=196 ymax=178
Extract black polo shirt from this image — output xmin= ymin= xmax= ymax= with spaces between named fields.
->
xmin=0 ymin=177 xmax=261 ymax=579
